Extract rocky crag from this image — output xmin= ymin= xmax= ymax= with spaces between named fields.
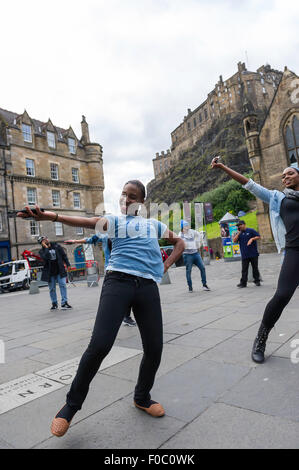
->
xmin=147 ymin=111 xmax=266 ymax=204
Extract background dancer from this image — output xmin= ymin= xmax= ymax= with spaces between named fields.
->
xmin=179 ymin=220 xmax=210 ymax=293
xmin=211 ymin=157 xmax=299 ymax=364
xmin=18 ymin=179 xmax=184 ymax=437
xmin=233 ymin=220 xmax=261 ymax=288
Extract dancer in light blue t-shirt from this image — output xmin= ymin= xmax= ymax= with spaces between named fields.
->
xmin=17 ymin=179 xmax=185 ymax=436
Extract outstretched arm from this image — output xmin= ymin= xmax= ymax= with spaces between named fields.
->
xmin=17 ymin=205 xmax=103 ymax=230
xmin=64 ymin=239 xmax=87 ymax=245
xmin=210 ymin=157 xmax=249 ymax=185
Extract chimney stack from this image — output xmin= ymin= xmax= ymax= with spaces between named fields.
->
xmin=81 ymin=115 xmax=90 ymax=145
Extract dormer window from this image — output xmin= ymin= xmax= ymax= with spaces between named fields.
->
xmin=22 ymin=124 xmax=32 ymax=143
xmin=68 ymin=137 xmax=76 ymax=154
xmin=47 ymin=131 xmax=56 ymax=149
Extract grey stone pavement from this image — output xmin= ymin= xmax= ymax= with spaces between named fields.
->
xmin=0 ymin=253 xmax=299 ymax=450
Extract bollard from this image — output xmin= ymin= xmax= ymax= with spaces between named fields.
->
xmin=203 ymin=255 xmax=210 ymax=266
xmin=87 ymin=274 xmax=99 ymax=287
xmin=29 ymin=280 xmax=40 ymax=294
xmin=160 ymin=271 xmax=171 ymax=285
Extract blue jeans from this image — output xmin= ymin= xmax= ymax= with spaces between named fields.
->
xmin=48 ymin=275 xmax=68 ymax=304
xmin=183 ymin=252 xmax=207 ymax=289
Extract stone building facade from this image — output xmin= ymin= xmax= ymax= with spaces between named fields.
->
xmin=153 ymin=62 xmax=282 ymax=180
xmin=243 ymin=66 xmax=299 ymax=250
xmin=0 ymin=108 xmax=105 ymax=268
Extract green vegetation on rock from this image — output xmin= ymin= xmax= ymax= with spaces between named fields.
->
xmin=147 ymin=111 xmax=266 ymax=207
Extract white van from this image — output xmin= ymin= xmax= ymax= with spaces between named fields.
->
xmin=0 ymin=260 xmax=31 ymax=292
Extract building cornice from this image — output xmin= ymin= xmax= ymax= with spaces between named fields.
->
xmin=8 ymin=143 xmax=103 ymax=163
xmin=9 ymin=174 xmax=104 ymax=192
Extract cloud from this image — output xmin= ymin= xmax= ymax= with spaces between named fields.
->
xmin=1 ymin=0 xmax=299 ymax=207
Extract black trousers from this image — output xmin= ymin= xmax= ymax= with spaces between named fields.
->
xmin=262 ymin=248 xmax=299 ymax=329
xmin=66 ymin=272 xmax=163 ymax=410
xmin=240 ymin=256 xmax=260 ymax=286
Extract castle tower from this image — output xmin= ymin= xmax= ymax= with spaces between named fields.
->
xmin=80 ymin=116 xmax=104 ymax=213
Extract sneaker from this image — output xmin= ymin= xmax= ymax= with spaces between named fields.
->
xmin=61 ymin=302 xmax=73 ymax=310
xmin=203 ymin=285 xmax=210 ymax=291
xmin=237 ymin=283 xmax=247 ymax=288
xmin=50 ymin=303 xmax=58 ymax=310
xmin=123 ymin=316 xmax=136 ymax=327
xmin=188 ymin=287 xmax=193 ymax=293
xmin=255 ymin=281 xmax=261 ymax=286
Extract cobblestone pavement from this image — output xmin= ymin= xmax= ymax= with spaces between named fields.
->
xmin=0 ymin=253 xmax=299 ymax=449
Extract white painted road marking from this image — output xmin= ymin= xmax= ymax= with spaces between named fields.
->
xmin=0 ymin=346 xmax=141 ymax=415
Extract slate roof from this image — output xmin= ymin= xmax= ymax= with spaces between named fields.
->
xmin=0 ymin=107 xmax=83 ymax=147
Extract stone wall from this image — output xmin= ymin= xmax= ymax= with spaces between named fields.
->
xmin=0 ymin=109 xmax=105 ymax=269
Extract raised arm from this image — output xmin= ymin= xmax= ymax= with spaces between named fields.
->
xmin=17 ymin=205 xmax=103 ymax=230
xmin=211 ymin=157 xmax=249 ymax=185
xmin=211 ymin=156 xmax=273 ymax=204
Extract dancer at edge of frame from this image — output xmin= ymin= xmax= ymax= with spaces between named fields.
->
xmin=211 ymin=156 xmax=299 ymax=364
xmin=17 ymin=180 xmax=185 ymax=437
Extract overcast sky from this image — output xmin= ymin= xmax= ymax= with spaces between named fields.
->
xmin=1 ymin=0 xmax=299 ymax=211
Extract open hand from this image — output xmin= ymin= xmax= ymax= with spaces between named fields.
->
xmin=247 ymin=239 xmax=253 ymax=246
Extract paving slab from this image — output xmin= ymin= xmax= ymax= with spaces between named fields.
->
xmin=5 ymin=346 xmax=46 ymax=363
xmin=115 ymin=332 xmax=178 ymax=350
xmin=0 ymin=358 xmax=50 ymax=384
xmin=35 ymin=398 xmax=185 ymax=449
xmin=161 ymin=403 xmax=299 ymax=449
xmin=203 ymin=312 xmax=261 ymax=331
xmin=140 ymin=358 xmax=250 ymax=422
xmin=169 ymin=327 xmax=237 ymax=351
xmin=0 ymin=374 xmax=135 ymax=449
xmin=197 ymin=337 xmax=280 ymax=367
xmin=235 ymin=321 xmax=299 ymax=344
xmin=272 ymin=335 xmax=299 ymax=359
xmin=163 ymin=310 xmax=230 ymax=335
xmin=221 ymin=357 xmax=299 ymax=422
xmin=102 ymin=343 xmax=206 ymax=382
xmin=30 ymin=329 xmax=92 ymax=350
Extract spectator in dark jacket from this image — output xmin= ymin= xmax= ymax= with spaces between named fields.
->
xmin=38 ymin=236 xmax=72 ymax=310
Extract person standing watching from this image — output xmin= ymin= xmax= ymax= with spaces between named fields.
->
xmin=179 ymin=220 xmax=210 ymax=293
xmin=233 ymin=220 xmax=261 ymax=288
xmin=38 ymin=236 xmax=73 ymax=310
